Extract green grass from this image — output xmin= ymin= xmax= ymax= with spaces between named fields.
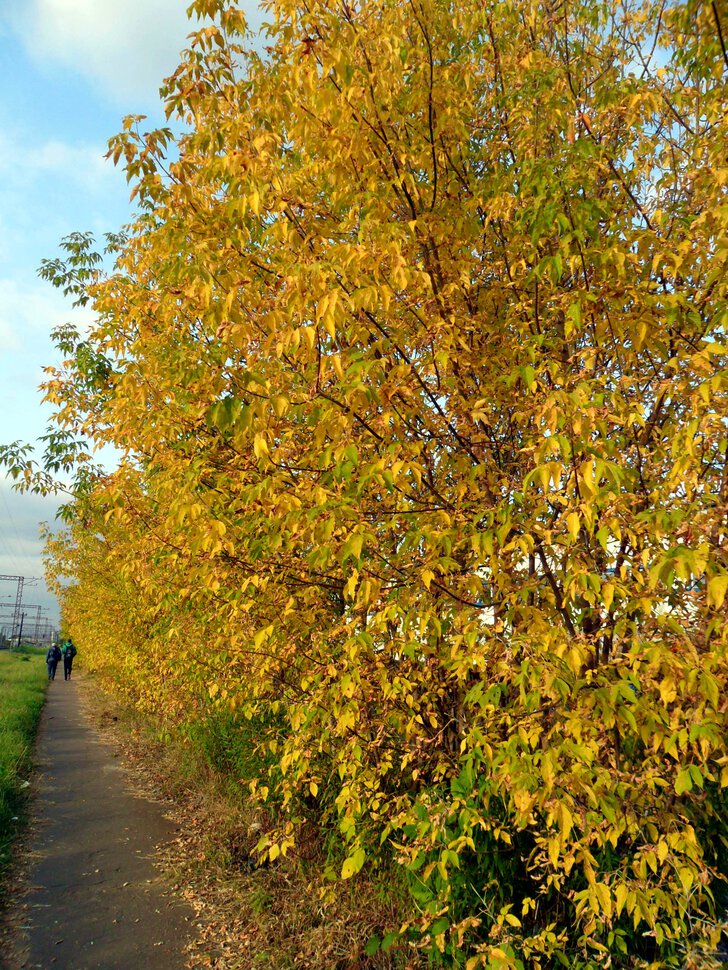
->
xmin=0 ymin=649 xmax=47 ymax=884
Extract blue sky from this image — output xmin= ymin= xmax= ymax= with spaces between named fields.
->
xmin=0 ymin=0 xmax=262 ymax=633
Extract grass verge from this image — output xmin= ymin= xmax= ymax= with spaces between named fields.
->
xmin=0 ymin=649 xmax=47 ymax=889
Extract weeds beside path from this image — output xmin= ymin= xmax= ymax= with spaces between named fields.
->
xmin=82 ymin=679 xmax=413 ymax=970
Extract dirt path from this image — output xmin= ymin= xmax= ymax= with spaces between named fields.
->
xmin=2 ymin=675 xmax=194 ymax=970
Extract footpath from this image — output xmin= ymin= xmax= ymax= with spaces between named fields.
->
xmin=1 ymin=675 xmax=194 ymax=970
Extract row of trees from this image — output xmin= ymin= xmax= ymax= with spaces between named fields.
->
xmin=5 ymin=0 xmax=727 ymax=965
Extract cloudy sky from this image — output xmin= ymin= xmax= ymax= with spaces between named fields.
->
xmin=0 ymin=0 xmax=262 ymax=634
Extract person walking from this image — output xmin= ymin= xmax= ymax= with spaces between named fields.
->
xmin=46 ymin=643 xmax=62 ymax=681
xmin=62 ymin=639 xmax=77 ymax=680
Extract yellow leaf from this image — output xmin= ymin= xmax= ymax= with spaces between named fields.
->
xmin=707 ymin=574 xmax=728 ymax=609
xmin=594 ymin=882 xmax=612 ymax=919
xmin=344 ymin=568 xmax=359 ymax=598
xmin=341 ymin=847 xmax=365 ymax=879
xmin=343 ymin=533 xmax=364 ymax=562
xmin=558 ymin=803 xmax=573 ymax=841
xmin=566 ymin=512 xmax=580 ymax=541
xmin=253 ymin=433 xmax=269 ymax=458
xmin=678 ymin=867 xmax=693 ymax=891
xmin=579 ymin=461 xmax=597 ymax=499
xmin=488 ymin=948 xmax=509 ymax=964
xmin=615 ymin=883 xmax=629 ymax=916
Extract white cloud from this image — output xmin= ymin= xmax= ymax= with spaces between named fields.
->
xmin=28 ymin=139 xmax=109 ymax=181
xmin=8 ymin=0 xmax=193 ymax=106
xmin=4 ymin=0 xmax=263 ymax=108
xmin=0 ymin=131 xmax=113 ymax=193
xmin=0 ymin=125 xmax=130 ymax=267
xmin=0 ymin=276 xmax=92 ymax=343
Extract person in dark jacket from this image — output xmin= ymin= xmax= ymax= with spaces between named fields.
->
xmin=46 ymin=644 xmax=62 ymax=680
xmin=62 ymin=639 xmax=77 ymax=680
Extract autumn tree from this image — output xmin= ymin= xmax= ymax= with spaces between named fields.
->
xmin=5 ymin=0 xmax=728 ymax=965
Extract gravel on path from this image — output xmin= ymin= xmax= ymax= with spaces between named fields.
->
xmin=1 ymin=675 xmax=194 ymax=970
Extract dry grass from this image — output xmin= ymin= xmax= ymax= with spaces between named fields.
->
xmin=80 ymin=676 xmax=421 ymax=970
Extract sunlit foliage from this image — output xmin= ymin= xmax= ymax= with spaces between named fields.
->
xmin=5 ymin=0 xmax=728 ymax=964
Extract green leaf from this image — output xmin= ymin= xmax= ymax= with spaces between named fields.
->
xmin=342 ymin=533 xmax=364 ymax=563
xmin=364 ymin=935 xmax=380 ymax=956
xmin=675 ymin=768 xmax=693 ymax=795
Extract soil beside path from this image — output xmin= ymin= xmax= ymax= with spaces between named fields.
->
xmin=1 ymin=674 xmax=194 ymax=970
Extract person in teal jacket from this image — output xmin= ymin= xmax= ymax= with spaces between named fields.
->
xmin=62 ymin=639 xmax=77 ymax=680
